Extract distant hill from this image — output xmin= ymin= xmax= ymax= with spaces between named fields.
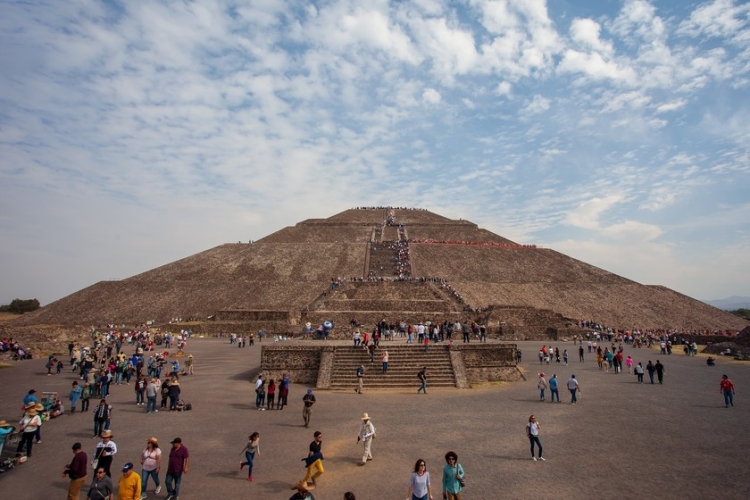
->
xmin=705 ymin=296 xmax=750 ymax=311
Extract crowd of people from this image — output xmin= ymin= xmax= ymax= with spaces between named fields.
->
xmin=0 ymin=337 xmax=34 ymax=360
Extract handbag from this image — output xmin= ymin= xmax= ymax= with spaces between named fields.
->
xmin=456 ymin=464 xmax=466 ymax=487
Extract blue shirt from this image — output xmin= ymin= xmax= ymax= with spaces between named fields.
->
xmin=548 ymin=377 xmax=558 ymax=390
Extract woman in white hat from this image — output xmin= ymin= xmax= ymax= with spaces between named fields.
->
xmin=141 ymin=437 xmax=162 ymax=495
xmin=16 ymin=408 xmax=42 ymax=457
xmin=93 ymin=430 xmax=117 ymax=477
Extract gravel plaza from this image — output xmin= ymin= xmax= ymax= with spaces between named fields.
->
xmin=1 ymin=338 xmax=748 ymax=500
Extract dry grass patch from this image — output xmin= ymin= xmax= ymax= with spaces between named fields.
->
xmin=0 ymin=312 xmax=21 ymax=323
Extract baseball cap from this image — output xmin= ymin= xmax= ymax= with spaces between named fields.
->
xmin=307 ymin=388 xmax=313 ymax=393
xmin=171 ymin=437 xmax=182 ymax=444
xmin=122 ymin=462 xmax=134 ymax=472
xmin=72 ymin=442 xmax=82 ymax=450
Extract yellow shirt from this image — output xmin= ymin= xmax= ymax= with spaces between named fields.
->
xmin=117 ymin=471 xmax=141 ymax=500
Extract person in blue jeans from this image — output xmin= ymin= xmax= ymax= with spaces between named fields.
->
xmin=239 ymin=432 xmax=260 ymax=481
xmin=548 ymin=374 xmax=560 ymax=402
xmin=567 ymin=374 xmax=581 ymax=404
xmin=417 ymin=367 xmax=427 ymax=394
xmin=166 ymin=437 xmax=189 ymax=499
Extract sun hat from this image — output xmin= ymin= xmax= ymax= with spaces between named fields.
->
xmin=101 ymin=430 xmax=113 ymax=438
xmin=291 ymin=480 xmax=315 ymax=492
xmin=146 ymin=437 xmax=159 ymax=446
xmin=361 ymin=413 xmax=371 ymax=420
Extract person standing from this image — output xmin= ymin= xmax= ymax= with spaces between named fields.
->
xmin=185 ymin=354 xmax=194 ymax=375
xmin=655 ymin=360 xmax=665 ymax=384
xmin=81 ymin=383 xmax=91 ymax=412
xmin=567 ymin=374 xmax=581 ymax=405
xmin=356 ymin=413 xmax=375 ymax=465
xmin=441 ymin=451 xmax=464 ymax=500
xmin=239 ymin=432 xmax=260 ymax=482
xmin=63 ymin=442 xmax=88 ymax=500
xmin=141 ymin=437 xmax=162 ymax=496
xmin=720 ymin=374 xmax=735 ymax=408
xmin=278 ymin=375 xmax=289 ymax=410
xmin=302 ymin=431 xmax=324 ymax=486
xmin=94 ymin=430 xmax=117 ymax=477
xmin=302 ymin=389 xmax=316 ymax=428
xmin=146 ymin=378 xmax=159 ymax=414
xmin=525 ymin=415 xmax=545 ymax=461
xmin=16 ymin=407 xmax=42 ymax=457
xmin=579 ymin=345 xmax=585 ymax=362
xmin=267 ymin=379 xmax=276 ymax=410
xmin=407 ymin=459 xmax=432 ymax=500
xmin=254 ymin=376 xmax=265 ymax=410
xmin=382 ymin=351 xmax=389 ymax=375
xmin=87 ymin=467 xmax=114 ymax=500
xmin=548 ymin=374 xmax=560 ymax=402
xmin=70 ymin=381 xmax=83 ymax=414
xmin=537 ymin=373 xmax=547 ymax=401
xmin=93 ymin=399 xmax=111 ymax=437
xmin=117 ymin=462 xmax=141 ymax=500
xmin=168 ymin=380 xmax=181 ymax=412
xmin=417 ymin=367 xmax=427 ymax=394
xmin=355 ymin=365 xmax=365 ymax=394
xmin=165 ymin=437 xmax=189 ymax=500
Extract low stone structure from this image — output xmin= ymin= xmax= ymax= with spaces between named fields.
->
xmin=259 ymin=342 xmax=520 ymax=388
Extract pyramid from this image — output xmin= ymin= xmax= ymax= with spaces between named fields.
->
xmin=7 ymin=207 xmax=747 ymax=335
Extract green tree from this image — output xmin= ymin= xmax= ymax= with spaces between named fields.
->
xmin=0 ymin=298 xmax=40 ymax=314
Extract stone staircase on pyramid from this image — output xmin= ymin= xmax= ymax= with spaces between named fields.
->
xmin=327 ymin=343 xmax=458 ymax=389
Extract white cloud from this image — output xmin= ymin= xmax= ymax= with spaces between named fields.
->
xmin=521 ymin=94 xmax=550 ymax=115
xmin=656 ymin=99 xmax=688 ymax=113
xmin=422 ymin=87 xmax=442 ymax=104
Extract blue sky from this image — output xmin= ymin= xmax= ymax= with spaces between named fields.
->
xmin=1 ymin=0 xmax=749 ymax=306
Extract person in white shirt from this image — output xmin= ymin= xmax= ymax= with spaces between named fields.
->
xmin=356 ymin=413 xmax=376 ymax=466
xmin=525 ymin=415 xmax=544 ymax=461
xmin=567 ymin=374 xmax=581 ymax=404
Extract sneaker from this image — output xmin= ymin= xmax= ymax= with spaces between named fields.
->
xmin=154 ymin=410 xmax=158 ymax=412
xmin=532 ymin=457 xmax=537 ymax=461
xmin=141 ymin=494 xmax=147 ymax=500
xmin=539 ymin=457 xmax=546 ymax=461
xmin=248 ymin=476 xmax=253 ymax=482
xmin=240 ymin=461 xmax=243 ymax=470
xmin=155 ymin=486 xmax=161 ymax=494
xmin=36 ymin=441 xmax=41 ymax=444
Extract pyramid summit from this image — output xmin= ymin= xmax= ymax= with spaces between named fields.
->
xmin=8 ymin=207 xmax=747 ymax=334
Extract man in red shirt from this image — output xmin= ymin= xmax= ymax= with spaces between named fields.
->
xmin=63 ymin=442 xmax=87 ymax=500
xmin=165 ymin=437 xmax=189 ymax=500
xmin=720 ymin=374 xmax=735 ymax=408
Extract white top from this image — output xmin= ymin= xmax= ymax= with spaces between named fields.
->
xmin=359 ymin=421 xmax=376 ymax=440
xmin=567 ymin=378 xmax=579 ymax=390
xmin=527 ymin=421 xmax=540 ymax=436
xmin=141 ymin=447 xmax=161 ymax=472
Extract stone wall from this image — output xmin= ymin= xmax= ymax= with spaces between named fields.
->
xmin=215 ymin=310 xmax=291 ymax=321
xmin=260 ymin=345 xmax=321 ymax=385
xmin=454 ymin=344 xmax=523 ymax=383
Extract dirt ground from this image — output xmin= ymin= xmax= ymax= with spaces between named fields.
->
xmin=0 ymin=338 xmax=748 ymax=500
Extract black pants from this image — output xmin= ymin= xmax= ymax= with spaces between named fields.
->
xmin=17 ymin=431 xmax=35 ymax=456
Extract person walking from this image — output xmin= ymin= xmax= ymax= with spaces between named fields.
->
xmin=356 ymin=413 xmax=375 ymax=466
xmin=525 ymin=415 xmax=545 ymax=461
xmin=278 ymin=375 xmax=289 ymax=410
xmin=407 ymin=458 xmax=432 ymax=500
xmin=239 ymin=432 xmax=260 ymax=481
xmin=567 ymin=374 xmax=581 ymax=404
xmin=93 ymin=430 xmax=117 ymax=477
xmin=289 ymin=480 xmax=316 ymax=500
xmin=355 ymin=365 xmax=365 ymax=394
xmin=141 ymin=437 xmax=162 ymax=497
xmin=63 ymin=442 xmax=88 ymax=500
xmin=441 ymin=451 xmax=464 ymax=500
xmin=382 ymin=351 xmax=389 ymax=374
xmin=646 ymin=361 xmax=656 ymax=384
xmin=165 ymin=437 xmax=189 ymax=500
xmin=302 ymin=431 xmax=324 ymax=486
xmin=117 ymin=463 xmax=141 ymax=500
xmin=635 ymin=362 xmax=644 ymax=383
xmin=720 ymin=374 xmax=735 ymax=408
xmin=302 ymin=389 xmax=316 ymax=428
xmin=185 ymin=354 xmax=194 ymax=375
xmin=655 ymin=360 xmax=665 ymax=384
xmin=579 ymin=345 xmax=584 ymax=362
xmin=70 ymin=381 xmax=83 ymax=414
xmin=16 ymin=407 xmax=41 ymax=457
xmin=548 ymin=374 xmax=560 ymax=402
xmin=417 ymin=367 xmax=427 ymax=394
xmin=537 ymin=373 xmax=547 ymax=401
xmin=87 ymin=466 xmax=114 ymax=500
